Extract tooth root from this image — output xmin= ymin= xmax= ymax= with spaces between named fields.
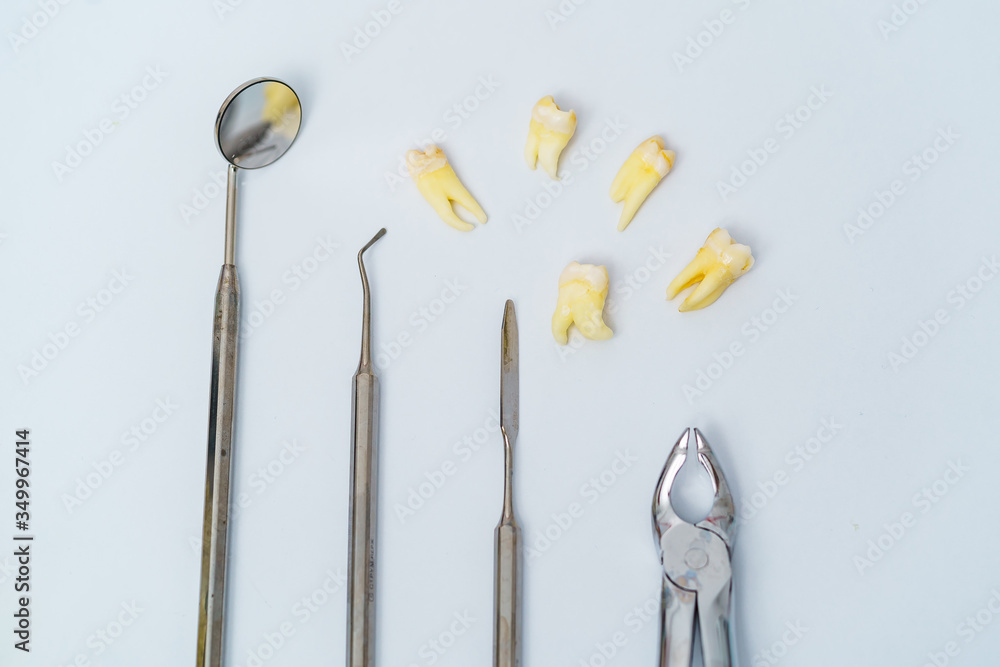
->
xmin=537 ymin=136 xmax=569 ymax=179
xmin=617 ymin=176 xmax=659 ymax=232
xmin=665 ymin=250 xmax=714 ymax=300
xmin=610 ymin=136 xmax=675 ymax=231
xmin=435 ymin=168 xmax=487 ymax=223
xmin=679 ymin=268 xmax=729 ymax=312
xmin=551 ymin=262 xmax=613 ymax=344
xmin=524 ymin=128 xmax=542 ymax=170
xmin=407 ymin=145 xmax=487 ymax=232
xmin=552 ymin=302 xmax=574 ymax=345
xmin=525 ymin=96 xmax=577 ymax=180
xmin=668 ymin=228 xmax=754 ymax=311
xmin=416 ymin=180 xmax=475 ymax=232
xmin=571 ymin=301 xmax=614 ymax=340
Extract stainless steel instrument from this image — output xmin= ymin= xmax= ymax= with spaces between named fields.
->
xmin=347 ymin=228 xmax=387 ymax=667
xmin=494 ymin=299 xmax=522 ymax=667
xmin=652 ymin=428 xmax=736 ymax=667
xmin=196 ymin=78 xmax=301 ymax=667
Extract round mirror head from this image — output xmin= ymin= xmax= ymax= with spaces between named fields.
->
xmin=215 ymin=78 xmax=301 ymax=169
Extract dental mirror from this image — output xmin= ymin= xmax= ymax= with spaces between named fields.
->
xmin=197 ymin=77 xmax=301 ymax=667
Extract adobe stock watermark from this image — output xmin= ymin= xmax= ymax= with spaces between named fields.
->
xmin=735 ymin=417 xmax=845 ymax=526
xmin=844 ymin=126 xmax=959 ymax=244
xmin=241 ymin=236 xmax=339 ymax=339
xmin=394 ymin=410 xmax=500 ymax=524
xmin=55 ymin=601 xmax=144 ymax=667
xmin=577 ymin=588 xmax=661 ymax=667
xmin=682 ymin=289 xmax=798 ymax=404
xmin=189 ymin=439 xmax=307 ymax=555
xmin=716 ymin=85 xmax=833 ymax=201
xmin=375 ymin=278 xmax=468 ymax=370
xmin=17 ymin=268 xmax=135 ymax=385
xmin=750 ymin=620 xmax=809 ymax=667
xmin=411 ymin=611 xmax=476 ymax=667
xmin=0 ymin=556 xmax=15 ymax=586
xmin=384 ymin=76 xmax=502 ymax=192
xmin=340 ymin=0 xmax=415 ymax=63
xmin=178 ymin=169 xmax=227 ymax=225
xmin=886 ymin=255 xmax=997 ymax=372
xmin=213 ymin=0 xmax=250 ymax=20
xmin=853 ymin=459 xmax=968 ymax=575
xmin=7 ymin=0 xmax=74 ymax=54
xmin=234 ymin=567 xmax=347 ymax=667
xmin=61 ymin=397 xmax=179 ymax=513
xmin=513 ymin=116 xmax=628 ymax=233
xmin=51 ymin=66 xmax=169 ymax=182
xmin=543 ymin=0 xmax=590 ymax=31
xmin=877 ymin=0 xmax=933 ymax=40
xmin=919 ymin=588 xmax=1000 ymax=667
xmin=607 ymin=246 xmax=672 ymax=316
xmin=672 ymin=0 xmax=756 ymax=73
xmin=528 ymin=450 xmax=639 ymax=560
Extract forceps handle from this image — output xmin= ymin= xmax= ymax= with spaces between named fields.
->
xmin=197 ymin=264 xmax=240 ymax=667
xmin=697 ymin=584 xmax=734 ymax=667
xmin=347 ymin=371 xmax=380 ymax=667
xmin=659 ymin=575 xmax=696 ymax=667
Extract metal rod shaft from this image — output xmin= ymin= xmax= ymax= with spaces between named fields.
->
xmin=494 ymin=428 xmax=521 ymax=667
xmin=224 ymin=164 xmax=237 ymax=265
xmin=348 ymin=229 xmax=385 ymax=667
xmin=196 ymin=263 xmax=240 ymax=667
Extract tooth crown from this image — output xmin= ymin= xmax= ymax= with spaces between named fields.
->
xmin=525 ymin=95 xmax=577 ymax=180
xmin=551 ymin=261 xmax=614 ymax=345
xmin=666 ymin=228 xmax=754 ymax=312
xmin=610 ymin=136 xmax=676 ymax=231
xmin=407 ymin=145 xmax=487 ymax=232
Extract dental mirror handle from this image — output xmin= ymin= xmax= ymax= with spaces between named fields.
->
xmin=197 ymin=261 xmax=240 ymax=667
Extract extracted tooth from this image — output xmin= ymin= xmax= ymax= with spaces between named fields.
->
xmin=610 ymin=136 xmax=675 ymax=231
xmin=407 ymin=145 xmax=487 ymax=232
xmin=666 ymin=228 xmax=754 ymax=312
xmin=524 ymin=96 xmax=577 ymax=179
xmin=552 ymin=262 xmax=613 ymax=345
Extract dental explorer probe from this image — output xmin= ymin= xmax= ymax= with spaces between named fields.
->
xmin=347 ymin=228 xmax=386 ymax=667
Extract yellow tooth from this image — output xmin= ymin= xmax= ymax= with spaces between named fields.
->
xmin=407 ymin=145 xmax=487 ymax=232
xmin=261 ymin=82 xmax=301 ymax=138
xmin=610 ymin=136 xmax=675 ymax=231
xmin=552 ymin=262 xmax=614 ymax=345
xmin=525 ymin=96 xmax=577 ymax=179
xmin=666 ymin=228 xmax=754 ymax=312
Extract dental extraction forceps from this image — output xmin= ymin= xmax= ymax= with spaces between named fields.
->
xmin=652 ymin=428 xmax=736 ymax=667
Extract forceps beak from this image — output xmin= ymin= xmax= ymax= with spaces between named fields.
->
xmin=652 ymin=428 xmax=736 ymax=549
xmin=652 ymin=428 xmax=692 ymax=548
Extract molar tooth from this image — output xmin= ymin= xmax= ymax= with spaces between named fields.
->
xmin=524 ymin=96 xmax=577 ymax=179
xmin=407 ymin=145 xmax=487 ymax=232
xmin=610 ymin=136 xmax=675 ymax=231
xmin=666 ymin=228 xmax=754 ymax=311
xmin=552 ymin=262 xmax=614 ymax=345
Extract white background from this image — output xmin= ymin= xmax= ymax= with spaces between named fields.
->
xmin=2 ymin=0 xmax=999 ymax=665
